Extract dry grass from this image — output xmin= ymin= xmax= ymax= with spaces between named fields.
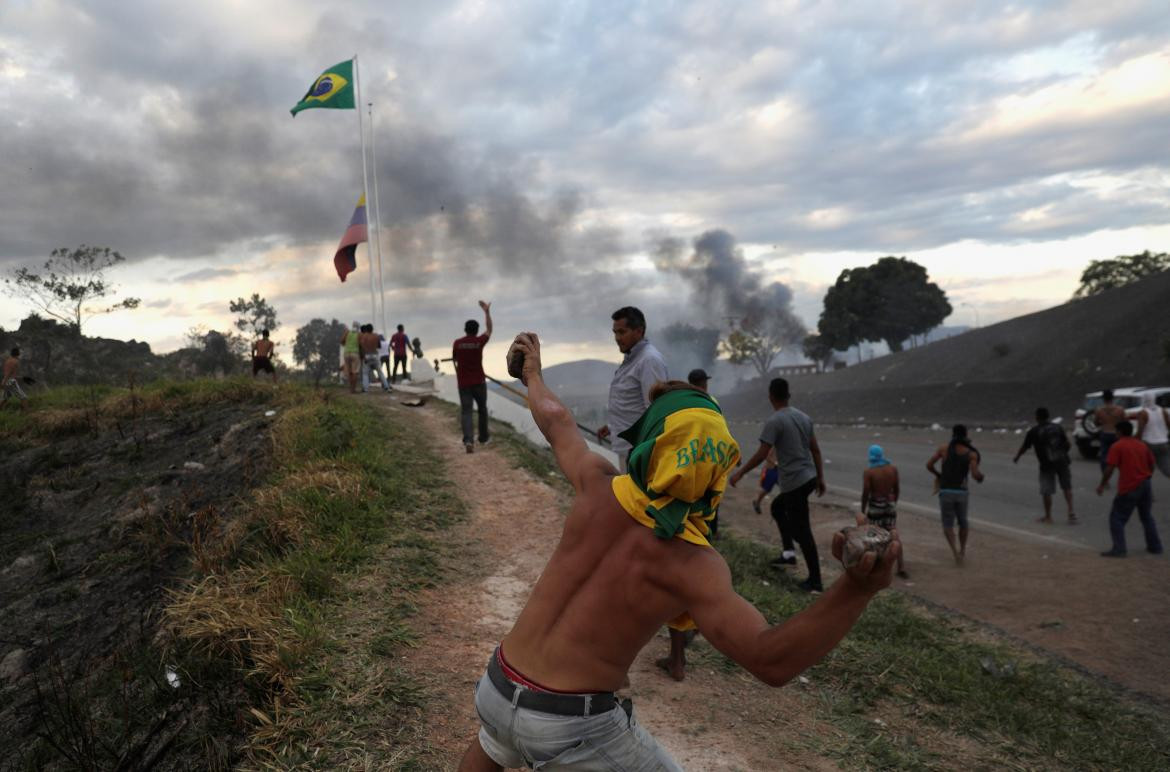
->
xmin=164 ymin=571 xmax=305 ymax=692
xmin=156 ymin=394 xmax=463 ymax=768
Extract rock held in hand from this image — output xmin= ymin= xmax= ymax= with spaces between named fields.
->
xmin=839 ymin=525 xmax=892 ymax=568
xmin=507 ymin=343 xmax=526 ymax=380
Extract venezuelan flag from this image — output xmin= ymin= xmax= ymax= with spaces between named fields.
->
xmin=334 ymin=194 xmax=367 ymax=282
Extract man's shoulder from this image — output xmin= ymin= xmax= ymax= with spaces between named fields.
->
xmin=641 ymin=341 xmax=667 ymax=362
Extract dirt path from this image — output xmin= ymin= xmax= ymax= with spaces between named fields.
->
xmin=715 ymin=480 xmax=1170 ymax=705
xmin=398 ymin=401 xmax=846 ymax=770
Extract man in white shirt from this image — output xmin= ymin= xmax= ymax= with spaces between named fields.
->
xmin=597 ymin=307 xmax=669 ymax=472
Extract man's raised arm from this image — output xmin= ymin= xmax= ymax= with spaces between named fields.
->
xmin=509 ymin=333 xmax=615 ymax=490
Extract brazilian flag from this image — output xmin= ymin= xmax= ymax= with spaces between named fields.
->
xmin=291 ymin=59 xmax=356 ymax=116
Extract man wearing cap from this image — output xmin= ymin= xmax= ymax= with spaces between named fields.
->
xmin=596 ymin=306 xmax=669 ymax=472
xmin=687 ymin=367 xmax=710 ymax=391
xmin=458 ymin=333 xmax=900 ymax=771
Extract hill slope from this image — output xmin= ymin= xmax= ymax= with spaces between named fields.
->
xmin=723 ymin=270 xmax=1170 ymax=425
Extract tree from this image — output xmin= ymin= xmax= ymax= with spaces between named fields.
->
xmin=802 ymin=333 xmax=836 ymax=372
xmin=2 ymin=245 xmax=140 ymax=335
xmin=720 ymin=311 xmax=806 ymax=378
xmin=230 ymin=293 xmax=279 ymax=338
xmin=817 ymin=256 xmax=951 ymax=354
xmin=658 ymin=323 xmax=721 ymax=374
xmin=1073 ymin=251 xmax=1170 ymax=298
xmin=184 ymin=326 xmax=248 ymax=376
xmin=294 ymin=318 xmax=348 ymax=385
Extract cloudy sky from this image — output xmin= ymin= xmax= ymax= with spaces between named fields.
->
xmin=2 ymin=0 xmax=1168 ymax=369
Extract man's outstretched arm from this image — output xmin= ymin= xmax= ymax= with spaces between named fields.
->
xmin=510 ymin=333 xmax=615 ymax=490
xmin=730 ymin=441 xmax=772 ymax=487
xmin=479 ymin=300 xmax=493 ymax=340
xmin=686 ymin=532 xmax=899 ymax=687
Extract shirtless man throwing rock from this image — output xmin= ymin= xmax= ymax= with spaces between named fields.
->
xmin=458 ymin=333 xmax=900 ymax=771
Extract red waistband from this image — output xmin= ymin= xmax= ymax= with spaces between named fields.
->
xmin=496 ymin=645 xmax=581 ymax=695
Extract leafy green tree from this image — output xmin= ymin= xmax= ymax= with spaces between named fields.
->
xmin=1073 ymin=251 xmax=1170 ymax=298
xmin=230 ymin=293 xmax=279 ymax=338
xmin=293 ymin=318 xmax=348 ymax=385
xmin=720 ymin=312 xmax=806 ymax=378
xmin=2 ymin=245 xmax=140 ymax=335
xmin=818 ymin=256 xmax=950 ymax=354
xmin=802 ymin=333 xmax=836 ymax=372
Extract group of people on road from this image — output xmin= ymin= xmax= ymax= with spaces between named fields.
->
xmin=1010 ymin=389 xmax=1166 ymax=558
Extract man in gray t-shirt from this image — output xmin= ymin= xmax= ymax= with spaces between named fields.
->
xmin=731 ymin=378 xmax=826 ymax=592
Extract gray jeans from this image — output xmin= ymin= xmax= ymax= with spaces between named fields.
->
xmin=473 ymin=662 xmax=681 ymax=770
xmin=939 ymin=490 xmax=969 ymax=530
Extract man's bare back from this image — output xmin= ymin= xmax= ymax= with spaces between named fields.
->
xmin=358 ymin=331 xmax=381 ymax=356
xmin=502 ymin=472 xmax=722 ymax=692
xmin=2 ymin=356 xmax=18 ymax=382
xmin=862 ymin=465 xmax=898 ymax=504
xmin=1095 ymin=403 xmax=1126 ymax=433
xmin=254 ymin=338 xmax=274 ymax=358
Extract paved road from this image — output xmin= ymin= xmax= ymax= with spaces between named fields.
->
xmin=728 ymin=421 xmax=1170 ymax=554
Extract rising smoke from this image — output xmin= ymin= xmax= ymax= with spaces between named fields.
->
xmin=651 ymin=228 xmax=804 ymax=338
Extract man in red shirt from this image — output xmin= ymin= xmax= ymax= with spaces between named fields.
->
xmin=453 ymin=300 xmax=493 ymax=453
xmin=390 ymin=324 xmax=411 ymax=383
xmin=1097 ymin=420 xmax=1163 ymax=557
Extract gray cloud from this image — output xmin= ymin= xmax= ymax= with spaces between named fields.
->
xmin=2 ymin=0 xmax=1168 ymax=351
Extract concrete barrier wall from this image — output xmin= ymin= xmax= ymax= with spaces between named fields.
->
xmin=433 ymin=373 xmax=619 ymax=467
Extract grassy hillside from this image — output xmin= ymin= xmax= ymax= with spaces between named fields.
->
xmin=723 ymin=270 xmax=1170 ymax=425
xmin=0 ymin=379 xmax=462 ymax=769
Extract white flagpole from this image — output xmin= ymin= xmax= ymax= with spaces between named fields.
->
xmin=352 ymin=54 xmax=377 ymax=327
xmin=368 ymin=100 xmax=388 ymax=335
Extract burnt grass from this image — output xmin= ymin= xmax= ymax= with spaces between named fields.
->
xmin=0 ymin=389 xmax=276 ymax=770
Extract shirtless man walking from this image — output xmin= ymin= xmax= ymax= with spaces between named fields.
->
xmin=858 ymin=444 xmax=907 ymax=579
xmin=459 ymin=333 xmax=899 ymax=771
xmin=251 ymin=329 xmax=277 ymax=383
xmin=927 ymin=425 xmax=985 ymax=565
xmin=1093 ymin=389 xmax=1127 ymax=474
xmin=2 ymin=348 xmax=28 ymax=410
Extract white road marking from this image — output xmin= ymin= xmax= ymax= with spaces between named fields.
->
xmin=824 ymin=483 xmax=1094 ymax=551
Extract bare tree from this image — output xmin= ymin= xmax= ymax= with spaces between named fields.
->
xmin=3 ymin=246 xmax=140 ymax=335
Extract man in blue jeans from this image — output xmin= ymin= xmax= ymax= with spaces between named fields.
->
xmin=453 ymin=301 xmax=493 ymax=453
xmin=1097 ymin=420 xmax=1163 ymax=557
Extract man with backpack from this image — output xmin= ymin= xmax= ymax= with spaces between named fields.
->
xmin=1014 ymin=407 xmax=1077 ymax=525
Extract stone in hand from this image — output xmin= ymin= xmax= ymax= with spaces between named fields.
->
xmin=839 ymin=525 xmax=892 ymax=568
xmin=506 ymin=342 xmax=526 ymax=380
